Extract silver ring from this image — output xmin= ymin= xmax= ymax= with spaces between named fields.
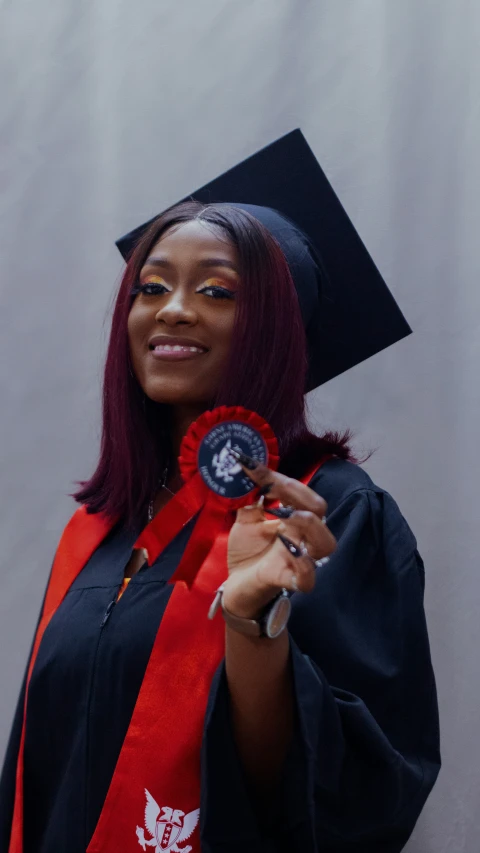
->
xmin=299 ymin=539 xmax=331 ymax=570
xmin=290 ymin=573 xmax=299 ymax=591
xmin=299 ymin=540 xmax=309 ymax=559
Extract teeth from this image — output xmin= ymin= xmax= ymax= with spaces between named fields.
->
xmin=153 ymin=344 xmax=204 ymax=353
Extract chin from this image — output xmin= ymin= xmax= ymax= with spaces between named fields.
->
xmin=143 ymin=379 xmax=213 ymax=407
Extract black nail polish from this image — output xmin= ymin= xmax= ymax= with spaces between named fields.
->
xmin=265 ymin=505 xmax=295 ymax=519
xmin=228 ymin=448 xmax=259 ymax=470
xmin=258 ymin=483 xmax=273 ymax=496
xmin=278 ymin=533 xmax=302 ymax=558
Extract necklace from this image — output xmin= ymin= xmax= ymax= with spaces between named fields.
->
xmin=147 ymin=467 xmax=176 ymax=522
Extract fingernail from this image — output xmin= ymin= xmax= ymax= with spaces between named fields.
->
xmin=278 ymin=533 xmax=302 ymax=558
xmin=247 ymin=495 xmax=265 ymax=509
xmin=228 ymin=448 xmax=259 ymax=470
xmin=264 ymin=506 xmax=295 ymax=519
xmin=258 ymin=483 xmax=273 ymax=496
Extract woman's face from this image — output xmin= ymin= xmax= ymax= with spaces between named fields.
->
xmin=128 ymin=219 xmax=239 ymax=407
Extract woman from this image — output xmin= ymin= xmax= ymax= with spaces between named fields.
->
xmin=0 ymin=191 xmax=440 ymax=851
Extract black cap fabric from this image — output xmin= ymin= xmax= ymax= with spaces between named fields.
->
xmin=116 ymin=129 xmax=411 ymax=390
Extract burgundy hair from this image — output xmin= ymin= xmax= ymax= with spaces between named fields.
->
xmin=75 ymin=201 xmax=352 ymax=527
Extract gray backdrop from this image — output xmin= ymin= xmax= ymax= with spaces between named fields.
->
xmin=1 ymin=1 xmax=478 ymax=850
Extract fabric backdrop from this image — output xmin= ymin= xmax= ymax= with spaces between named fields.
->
xmin=0 ymin=1 xmax=478 ymax=850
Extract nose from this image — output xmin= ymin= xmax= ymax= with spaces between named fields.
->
xmin=154 ymin=289 xmax=197 ymax=326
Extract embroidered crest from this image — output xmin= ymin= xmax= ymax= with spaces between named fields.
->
xmin=211 ymin=439 xmax=242 ymax=483
xmin=197 ymin=419 xmax=268 ymax=498
xmin=136 ymin=789 xmax=200 ymax=852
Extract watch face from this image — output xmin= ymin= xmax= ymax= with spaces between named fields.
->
xmin=265 ymin=594 xmax=291 ymax=639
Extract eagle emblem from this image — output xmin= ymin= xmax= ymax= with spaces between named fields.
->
xmin=136 ymin=789 xmax=200 ymax=852
xmin=212 ymin=440 xmax=242 ymax=483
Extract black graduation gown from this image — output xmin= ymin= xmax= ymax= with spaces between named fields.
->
xmin=0 ymin=459 xmax=440 ymax=853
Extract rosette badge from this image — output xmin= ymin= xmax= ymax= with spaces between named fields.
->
xmin=179 ymin=406 xmax=278 ymax=505
xmin=136 ymin=406 xmax=278 ymax=587
xmin=197 ymin=420 xmax=267 ymax=499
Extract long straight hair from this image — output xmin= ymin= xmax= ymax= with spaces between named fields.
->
xmin=75 ymin=201 xmax=352 ymax=527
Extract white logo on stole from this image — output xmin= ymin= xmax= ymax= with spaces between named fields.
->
xmin=136 ymin=789 xmax=200 ymax=852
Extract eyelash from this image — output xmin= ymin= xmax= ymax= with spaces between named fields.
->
xmin=131 ymin=282 xmax=236 ymax=300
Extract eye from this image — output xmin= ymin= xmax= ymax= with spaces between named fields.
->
xmin=131 ymin=280 xmax=169 ymax=297
xmin=198 ymin=280 xmax=237 ymax=300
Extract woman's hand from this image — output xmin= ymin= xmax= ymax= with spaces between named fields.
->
xmin=223 ymin=456 xmax=337 ymax=619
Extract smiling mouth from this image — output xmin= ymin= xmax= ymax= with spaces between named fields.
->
xmin=149 ymin=343 xmax=208 ymax=362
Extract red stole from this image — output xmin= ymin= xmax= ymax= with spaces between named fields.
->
xmin=8 ymin=459 xmax=328 ymax=853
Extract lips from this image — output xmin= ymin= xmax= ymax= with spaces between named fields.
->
xmin=148 ymin=335 xmax=209 ymax=353
xmin=148 ymin=335 xmax=209 ymax=362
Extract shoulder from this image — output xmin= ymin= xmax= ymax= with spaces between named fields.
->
xmin=308 ymin=458 xmax=419 ymax=557
xmin=55 ymin=504 xmax=117 ymax=558
xmin=308 ymin=457 xmax=383 ymax=509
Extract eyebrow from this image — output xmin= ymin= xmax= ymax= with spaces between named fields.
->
xmin=142 ymin=257 xmax=239 ymax=273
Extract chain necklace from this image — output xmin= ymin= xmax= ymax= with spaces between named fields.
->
xmin=147 ymin=467 xmax=176 ymax=523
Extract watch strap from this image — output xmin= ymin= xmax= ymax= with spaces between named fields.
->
xmin=208 ymin=583 xmax=289 ymax=638
xmin=222 ymin=601 xmax=264 ymax=636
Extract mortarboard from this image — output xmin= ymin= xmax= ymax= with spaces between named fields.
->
xmin=116 ymin=129 xmax=411 ymax=391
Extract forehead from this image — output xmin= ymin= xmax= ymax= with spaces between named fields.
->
xmin=148 ymin=219 xmax=237 ymax=261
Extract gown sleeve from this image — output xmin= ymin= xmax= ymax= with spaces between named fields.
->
xmin=200 ymin=477 xmax=440 ymax=853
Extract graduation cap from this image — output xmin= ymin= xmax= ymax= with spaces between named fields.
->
xmin=116 ymin=129 xmax=411 ymax=390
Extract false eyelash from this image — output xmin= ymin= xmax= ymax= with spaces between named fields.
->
xmin=131 ymin=282 xmax=167 ymax=297
xmin=200 ymin=286 xmax=236 ymax=300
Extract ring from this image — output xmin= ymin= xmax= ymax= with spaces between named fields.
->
xmin=299 ymin=539 xmax=331 ymax=570
xmin=290 ymin=573 xmax=299 ymax=591
xmin=299 ymin=540 xmax=309 ymax=558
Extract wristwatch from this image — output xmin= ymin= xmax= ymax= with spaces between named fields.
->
xmin=208 ymin=583 xmax=291 ymax=639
